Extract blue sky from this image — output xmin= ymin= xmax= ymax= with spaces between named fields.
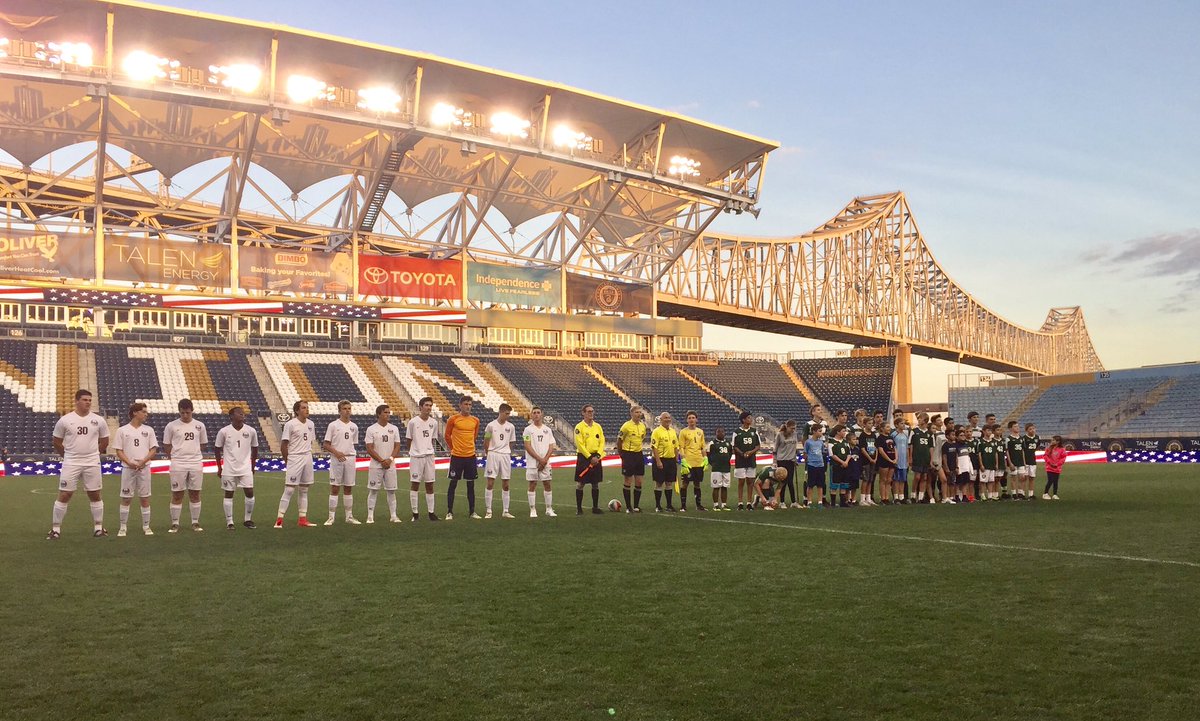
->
xmin=175 ymin=1 xmax=1200 ymax=397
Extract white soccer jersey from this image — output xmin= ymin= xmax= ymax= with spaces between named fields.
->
xmin=163 ymin=418 xmax=208 ymax=465
xmin=485 ymin=420 xmax=516 ymax=454
xmin=215 ymin=424 xmax=258 ymax=476
xmin=406 ymin=416 xmax=438 ymax=457
xmin=523 ymin=422 xmax=555 ymax=464
xmin=53 ymin=411 xmax=109 ymax=465
xmin=323 ymin=419 xmax=359 ymax=456
xmin=282 ymin=418 xmax=316 ymax=461
xmin=364 ymin=423 xmax=400 ymax=469
xmin=113 ymin=423 xmax=158 ymax=465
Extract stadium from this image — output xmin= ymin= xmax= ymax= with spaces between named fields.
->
xmin=1 ymin=1 xmax=1197 ymax=720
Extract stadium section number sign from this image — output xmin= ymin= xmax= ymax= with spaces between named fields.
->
xmin=467 ymin=261 xmax=559 ymax=307
xmin=0 ymin=230 xmax=95 ymax=280
xmin=106 ymin=236 xmax=230 ymax=286
xmin=566 ymin=273 xmax=654 ymax=314
xmin=358 ymin=254 xmax=461 ymax=303
xmin=238 ymin=245 xmax=353 ymax=294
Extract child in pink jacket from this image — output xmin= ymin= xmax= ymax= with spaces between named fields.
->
xmin=1042 ymin=435 xmax=1067 ymax=500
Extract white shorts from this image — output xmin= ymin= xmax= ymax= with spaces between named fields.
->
xmin=409 ymin=455 xmax=436 ymax=484
xmin=734 ymin=467 xmax=756 ymax=480
xmin=286 ymin=458 xmax=314 ymax=486
xmin=221 ymin=474 xmax=254 ymax=490
xmin=980 ymin=469 xmax=995 ymax=484
xmin=526 ymin=463 xmax=553 ymax=483
xmin=170 ymin=466 xmax=205 ymax=492
xmin=120 ymin=467 xmax=152 ymax=497
xmin=59 ymin=463 xmax=103 ymax=493
xmin=710 ymin=471 xmax=731 ymax=488
xmin=368 ymin=465 xmax=398 ymax=491
xmin=485 ymin=451 xmax=512 ymax=480
xmin=1024 ymin=464 xmax=1037 ymax=478
xmin=328 ymin=457 xmax=357 ymax=486
xmin=1012 ymin=464 xmax=1029 ymax=477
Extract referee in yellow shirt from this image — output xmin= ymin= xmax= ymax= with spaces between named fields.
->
xmin=617 ymin=406 xmax=647 ymax=513
xmin=574 ymin=404 xmax=606 ymax=515
xmin=651 ymin=412 xmax=680 ymax=512
xmin=678 ymin=410 xmax=708 ymax=512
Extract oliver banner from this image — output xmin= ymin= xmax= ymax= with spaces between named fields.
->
xmin=106 ymin=236 xmax=230 ymax=286
xmin=0 ymin=230 xmax=95 ymax=280
xmin=467 ymin=261 xmax=559 ymax=307
xmin=238 ymin=245 xmax=353 ymax=294
xmin=566 ymin=272 xmax=654 ymax=315
xmin=358 ymin=254 xmax=461 ymax=303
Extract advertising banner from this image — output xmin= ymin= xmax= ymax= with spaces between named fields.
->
xmin=566 ymin=272 xmax=654 ymax=315
xmin=106 ymin=236 xmax=230 ymax=286
xmin=0 ymin=230 xmax=95 ymax=280
xmin=358 ymin=254 xmax=461 ymax=303
xmin=237 ymin=245 xmax=353 ymax=294
xmin=467 ymin=261 xmax=559 ymax=306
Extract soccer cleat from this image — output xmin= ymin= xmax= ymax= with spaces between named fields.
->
xmin=544 ymin=509 xmax=557 ymax=518
xmin=366 ymin=517 xmax=375 ymax=524
xmin=428 ymin=512 xmax=441 ymax=521
xmin=530 ymin=509 xmax=538 ymax=518
xmin=273 ymin=518 xmax=284 ymax=529
xmin=346 ymin=517 xmax=362 ymax=525
xmin=389 ymin=517 xmax=401 ymax=523
xmin=654 ymin=507 xmax=663 ymax=513
xmin=168 ymin=524 xmax=181 ymax=534
xmin=1042 ymin=493 xmax=1051 ymax=500
xmin=665 ymin=506 xmax=677 ymax=513
xmin=93 ymin=527 xmax=109 ymax=537
xmin=502 ymin=512 xmax=515 ymax=519
xmin=484 ymin=511 xmax=493 ymax=520
xmin=577 ymin=509 xmax=584 ymax=516
xmin=679 ymin=506 xmax=687 ymax=513
xmin=592 ymin=507 xmax=604 ymax=514
xmin=117 ymin=526 xmax=128 ymax=538
xmin=46 ymin=530 xmax=61 ymax=540
xmin=445 ymin=512 xmax=454 ymax=521
xmin=298 ymin=517 xmax=316 ymax=528
xmin=737 ymin=503 xmax=744 ymax=510
xmin=470 ymin=512 xmax=482 ymax=520
xmin=412 ymin=513 xmax=420 ymax=522
xmin=1052 ymin=494 xmax=1060 ymax=500
xmin=144 ymin=527 xmax=154 ymax=536
xmin=243 ymin=520 xmax=256 ymax=529
xmin=632 ymin=507 xmax=641 ymax=513
xmin=324 ymin=517 xmax=336 ymax=526
xmin=227 ymin=523 xmax=235 ymax=531
xmin=191 ymin=523 xmax=203 ymax=532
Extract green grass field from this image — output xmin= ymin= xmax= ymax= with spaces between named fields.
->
xmin=2 ymin=463 xmax=1198 ymax=721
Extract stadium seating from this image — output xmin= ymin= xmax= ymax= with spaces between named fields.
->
xmin=1019 ymin=378 xmax=1165 ymax=436
xmin=788 ymin=356 xmax=895 ymax=415
xmin=683 ymin=360 xmax=810 ymax=424
xmin=588 ymin=362 xmax=734 ymax=433
xmin=948 ymin=385 xmax=1035 ymax=424
xmin=1113 ymin=374 xmax=1200 ymax=436
xmin=0 ymin=340 xmax=82 ymax=454
xmin=489 ymin=358 xmax=629 ymax=433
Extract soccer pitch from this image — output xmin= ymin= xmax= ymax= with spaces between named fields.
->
xmin=3 ymin=464 xmax=1198 ymax=721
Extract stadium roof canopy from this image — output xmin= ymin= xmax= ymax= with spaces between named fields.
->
xmin=0 ymin=0 xmax=776 ymax=278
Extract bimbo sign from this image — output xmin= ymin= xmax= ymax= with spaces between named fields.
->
xmin=358 ymin=254 xmax=461 ymax=303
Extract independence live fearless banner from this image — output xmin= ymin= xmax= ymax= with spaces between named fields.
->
xmin=0 ymin=230 xmax=95 ymax=280
xmin=105 ymin=236 xmax=230 ymax=286
xmin=467 ymin=261 xmax=559 ymax=306
xmin=358 ymin=254 xmax=461 ymax=303
xmin=238 ymin=245 xmax=353 ymax=294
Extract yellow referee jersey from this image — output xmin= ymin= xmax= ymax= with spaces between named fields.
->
xmin=618 ymin=420 xmax=647 ymax=452
xmin=574 ymin=421 xmax=605 ymax=457
xmin=650 ymin=425 xmax=679 ymax=460
xmin=679 ymin=427 xmax=706 ymax=466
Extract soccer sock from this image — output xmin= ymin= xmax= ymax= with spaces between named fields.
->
xmin=244 ymin=496 xmax=255 ymax=520
xmin=502 ymin=490 xmax=510 ymax=514
xmin=528 ymin=490 xmax=537 ymax=509
xmin=575 ymin=487 xmax=584 ymax=511
xmin=446 ymin=478 xmax=458 ymax=513
xmin=426 ymin=492 xmax=436 ymax=513
xmin=695 ymin=485 xmax=703 ymax=506
xmin=666 ymin=489 xmax=675 ymax=507
xmin=918 ymin=491 xmax=925 ymax=501
xmin=633 ymin=487 xmax=642 ymax=508
xmin=277 ymin=486 xmax=294 ymax=518
xmin=680 ymin=487 xmax=687 ymax=509
xmin=328 ymin=494 xmax=339 ymax=516
xmin=141 ymin=506 xmax=151 ymax=528
xmin=654 ymin=489 xmax=663 ymax=508
xmin=90 ymin=500 xmax=104 ymax=529
xmin=386 ymin=490 xmax=397 ymax=518
xmin=623 ymin=486 xmax=632 ymax=508
xmin=170 ymin=503 xmax=183 ymax=525
xmin=466 ymin=480 xmax=476 ymax=513
xmin=343 ymin=494 xmax=354 ymax=518
xmin=189 ymin=502 xmax=201 ymax=524
xmin=224 ymin=497 xmax=234 ymax=524
xmin=591 ymin=485 xmax=600 ymax=509
xmin=52 ymin=500 xmax=68 ymax=531
xmin=485 ymin=488 xmax=494 ymax=513
xmin=298 ymin=487 xmax=309 ymax=517
xmin=119 ymin=504 xmax=130 ymax=527
xmin=367 ymin=489 xmax=378 ymax=519
xmin=410 ymin=490 xmax=419 ymax=514
xmin=543 ymin=489 xmax=553 ymax=509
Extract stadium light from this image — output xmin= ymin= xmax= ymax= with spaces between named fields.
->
xmin=552 ymin=124 xmax=594 ymax=151
xmin=36 ymin=41 xmax=93 ymax=67
xmin=356 ymin=86 xmax=402 ymax=114
xmin=208 ymin=63 xmax=262 ymax=93
xmin=122 ymin=50 xmax=180 ymax=83
xmin=667 ymin=155 xmax=701 ymax=178
xmin=0 ymin=38 xmax=9 ymax=58
xmin=430 ymin=101 xmax=473 ymax=129
xmin=286 ymin=74 xmax=333 ymax=104
xmin=490 ymin=111 xmax=530 ymax=140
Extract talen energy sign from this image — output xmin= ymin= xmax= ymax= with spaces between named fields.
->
xmin=467 ymin=261 xmax=559 ymax=307
xmin=106 ymin=236 xmax=230 ymax=286
xmin=358 ymin=254 xmax=461 ymax=303
xmin=0 ymin=230 xmax=96 ymax=280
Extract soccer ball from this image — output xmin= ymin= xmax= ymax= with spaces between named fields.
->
xmin=607 ymin=498 xmax=623 ymax=512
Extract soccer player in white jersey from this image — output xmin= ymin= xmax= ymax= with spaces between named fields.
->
xmin=405 ymin=396 xmax=440 ymax=522
xmin=113 ymin=402 xmax=159 ymax=537
xmin=276 ymin=400 xmax=317 ymax=528
xmin=48 ymin=389 xmax=110 ymax=539
xmin=364 ymin=404 xmax=402 ymax=523
xmin=215 ymin=406 xmax=259 ymax=529
xmin=322 ymin=400 xmax=361 ymax=525
xmin=162 ymin=398 xmax=208 ymax=533
xmin=483 ymin=403 xmax=517 ymax=519
xmin=523 ymin=406 xmax=557 ymax=518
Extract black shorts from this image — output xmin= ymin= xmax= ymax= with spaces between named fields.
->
xmin=652 ymin=458 xmax=678 ymax=485
xmin=448 ymin=455 xmax=478 ymax=481
xmin=682 ymin=465 xmax=704 ymax=485
xmin=805 ymin=465 xmax=827 ymax=490
xmin=576 ymin=454 xmax=603 ymax=485
xmin=955 ymin=472 xmax=971 ymax=486
xmin=847 ymin=475 xmax=861 ymax=491
xmin=620 ymin=450 xmax=645 ymax=477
